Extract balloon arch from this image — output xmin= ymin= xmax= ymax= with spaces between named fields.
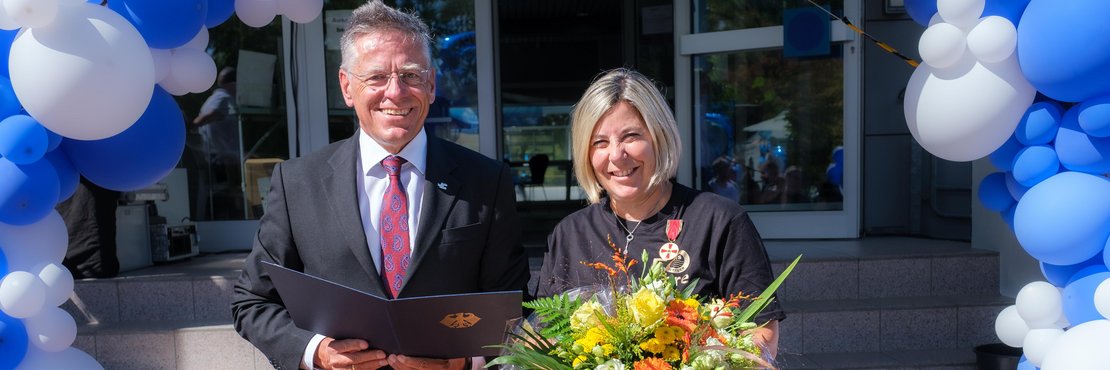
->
xmin=0 ymin=0 xmax=321 ymax=368
xmin=4 ymin=0 xmax=1110 ymax=368
xmin=904 ymin=0 xmax=1110 ymax=368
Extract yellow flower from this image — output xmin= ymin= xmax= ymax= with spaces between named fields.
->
xmin=639 ymin=338 xmax=665 ymax=354
xmin=653 ymin=326 xmax=680 ymax=344
xmin=574 ymin=326 xmax=611 ymax=350
xmin=571 ymin=300 xmax=606 ymax=332
xmin=629 ymin=287 xmax=665 ymax=327
xmin=662 ymin=346 xmax=680 ymax=362
xmin=573 ymin=354 xmax=588 ymax=368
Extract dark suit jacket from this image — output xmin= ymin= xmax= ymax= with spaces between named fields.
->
xmin=231 ymin=132 xmax=530 ymax=369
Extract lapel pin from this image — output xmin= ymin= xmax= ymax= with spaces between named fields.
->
xmin=437 ymin=182 xmax=448 ymax=190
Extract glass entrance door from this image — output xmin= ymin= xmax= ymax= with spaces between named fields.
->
xmin=678 ymin=0 xmax=861 ymax=238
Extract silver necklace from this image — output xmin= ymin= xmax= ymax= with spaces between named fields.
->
xmin=615 ymin=215 xmax=643 ymax=253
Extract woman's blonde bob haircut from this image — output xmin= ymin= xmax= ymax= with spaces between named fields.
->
xmin=570 ymin=68 xmax=681 ymax=204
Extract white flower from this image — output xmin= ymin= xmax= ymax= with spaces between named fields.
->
xmin=707 ymin=301 xmax=734 ymax=329
xmin=594 ymin=359 xmax=627 ymax=370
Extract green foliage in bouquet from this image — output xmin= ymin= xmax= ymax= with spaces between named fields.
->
xmin=489 ymin=240 xmax=801 ymax=370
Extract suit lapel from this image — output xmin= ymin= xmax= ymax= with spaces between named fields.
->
xmin=322 ymin=136 xmax=383 ymax=286
xmin=403 ymin=136 xmax=459 ymax=292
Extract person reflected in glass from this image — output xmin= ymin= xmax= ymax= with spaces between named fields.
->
xmin=192 ymin=66 xmax=245 ymax=219
xmin=535 ymin=68 xmax=784 ymax=358
xmin=756 ymin=159 xmax=786 ymax=205
xmin=231 ymin=2 xmax=529 ymax=370
xmin=708 ymin=156 xmax=740 ymax=203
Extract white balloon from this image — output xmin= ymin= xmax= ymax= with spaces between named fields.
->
xmin=937 ymin=0 xmax=985 ymax=29
xmin=0 ymin=271 xmax=46 ymax=318
xmin=1017 ymin=281 xmax=1064 ymax=328
xmin=919 ymin=23 xmax=967 ymax=69
xmin=0 ymin=211 xmax=68 ymax=272
xmin=158 ymin=73 xmax=192 ymax=96
xmin=1041 ymin=320 xmax=1110 ymax=370
xmin=995 ymin=305 xmax=1030 ymax=347
xmin=1096 ymin=279 xmax=1110 ymax=319
xmin=8 ymin=3 xmax=155 ymax=140
xmin=151 ymin=48 xmax=172 ymax=83
xmin=24 ymin=306 xmax=76 ymax=352
xmin=16 ymin=346 xmax=104 ymax=370
xmin=170 ymin=48 xmax=217 ymax=93
xmin=966 ymin=16 xmax=1017 ymax=63
xmin=904 ymin=52 xmax=1036 ymax=161
xmin=278 ymin=0 xmax=323 ymax=23
xmin=0 ymin=2 xmax=18 ymax=30
xmin=236 ymin=0 xmax=278 ymax=28
xmin=3 ymin=0 xmax=59 ymax=29
xmin=35 ymin=262 xmax=73 ymax=307
xmin=1023 ymin=328 xmax=1064 ymax=367
xmin=181 ymin=27 xmax=209 ymax=51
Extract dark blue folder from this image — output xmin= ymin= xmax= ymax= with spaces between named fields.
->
xmin=261 ymin=261 xmax=522 ymax=358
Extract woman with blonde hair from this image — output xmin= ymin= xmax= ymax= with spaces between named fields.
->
xmin=535 ymin=68 xmax=784 ymax=357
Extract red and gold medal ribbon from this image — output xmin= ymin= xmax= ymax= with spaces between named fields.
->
xmin=666 ymin=219 xmax=683 ymax=242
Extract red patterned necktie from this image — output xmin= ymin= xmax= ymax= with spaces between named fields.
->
xmin=380 ymin=155 xmax=411 ymax=298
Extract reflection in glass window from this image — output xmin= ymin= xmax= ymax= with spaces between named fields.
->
xmin=323 ymin=0 xmax=479 ymax=151
xmin=176 ymin=20 xmax=290 ymax=221
xmin=695 ymin=49 xmax=843 ymax=211
xmin=693 ymin=0 xmax=843 ymax=33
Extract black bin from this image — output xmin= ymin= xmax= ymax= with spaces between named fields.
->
xmin=973 ymin=343 xmax=1022 ymax=370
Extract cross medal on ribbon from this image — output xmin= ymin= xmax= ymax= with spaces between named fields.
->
xmin=658 ymin=220 xmax=683 ymax=261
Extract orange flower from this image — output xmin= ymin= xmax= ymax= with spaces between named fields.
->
xmin=633 ymin=357 xmax=673 ymax=370
xmin=583 ymin=235 xmax=638 ymax=278
xmin=664 ymin=300 xmax=699 ymax=333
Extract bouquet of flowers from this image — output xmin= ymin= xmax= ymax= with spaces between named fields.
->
xmin=490 ymin=238 xmax=800 ymax=370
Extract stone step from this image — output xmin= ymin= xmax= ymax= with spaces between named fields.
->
xmin=73 ymin=320 xmax=266 ymax=370
xmin=768 ymin=238 xmax=1000 ymax=301
xmin=778 ymin=294 xmax=1012 ymax=355
xmin=777 ymin=349 xmax=977 ymax=369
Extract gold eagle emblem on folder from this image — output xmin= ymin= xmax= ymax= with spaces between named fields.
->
xmin=440 ymin=312 xmax=481 ymax=328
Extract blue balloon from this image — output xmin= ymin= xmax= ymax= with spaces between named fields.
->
xmin=1017 ymin=0 xmax=1110 ymax=102
xmin=1005 ymin=170 xmax=1029 ymax=201
xmin=45 ymin=129 xmax=61 ymax=152
xmin=205 ymin=0 xmax=235 ymax=28
xmin=0 ymin=158 xmax=59 ymax=226
xmin=63 ymin=87 xmax=185 ymax=191
xmin=108 ymin=0 xmax=207 ymax=49
xmin=1016 ymin=101 xmax=1063 ymax=145
xmin=1002 ymin=203 xmax=1017 ymax=230
xmin=0 ymin=29 xmax=15 ymax=79
xmin=1056 ymin=106 xmax=1110 ymax=174
xmin=1077 ymin=95 xmax=1110 ymax=137
xmin=827 ymin=162 xmax=843 ymax=187
xmin=990 ymin=135 xmax=1024 ymax=171
xmin=1014 ymin=172 xmax=1110 ymax=265
xmin=982 ymin=0 xmax=1032 ymax=25
xmin=0 ymin=115 xmax=48 ymax=165
xmin=0 ymin=246 xmax=7 ymax=276
xmin=1012 ymin=146 xmax=1059 ymax=187
xmin=0 ymin=76 xmax=21 ymax=119
xmin=1062 ymin=266 xmax=1110 ymax=325
xmin=1041 ymin=252 xmax=1104 ymax=287
xmin=44 ymin=150 xmax=78 ymax=203
xmin=0 ymin=312 xmax=28 ymax=369
xmin=1016 ymin=355 xmax=1037 ymax=370
xmin=980 ymin=172 xmax=1014 ymax=212
xmin=904 ymin=0 xmax=937 ymax=26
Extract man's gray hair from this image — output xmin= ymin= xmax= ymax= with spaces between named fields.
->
xmin=339 ymin=0 xmax=433 ymax=70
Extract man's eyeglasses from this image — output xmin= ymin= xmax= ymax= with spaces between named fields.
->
xmin=346 ymin=69 xmax=430 ymax=88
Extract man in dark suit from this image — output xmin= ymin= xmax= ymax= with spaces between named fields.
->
xmin=231 ymin=2 xmax=529 ymax=369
